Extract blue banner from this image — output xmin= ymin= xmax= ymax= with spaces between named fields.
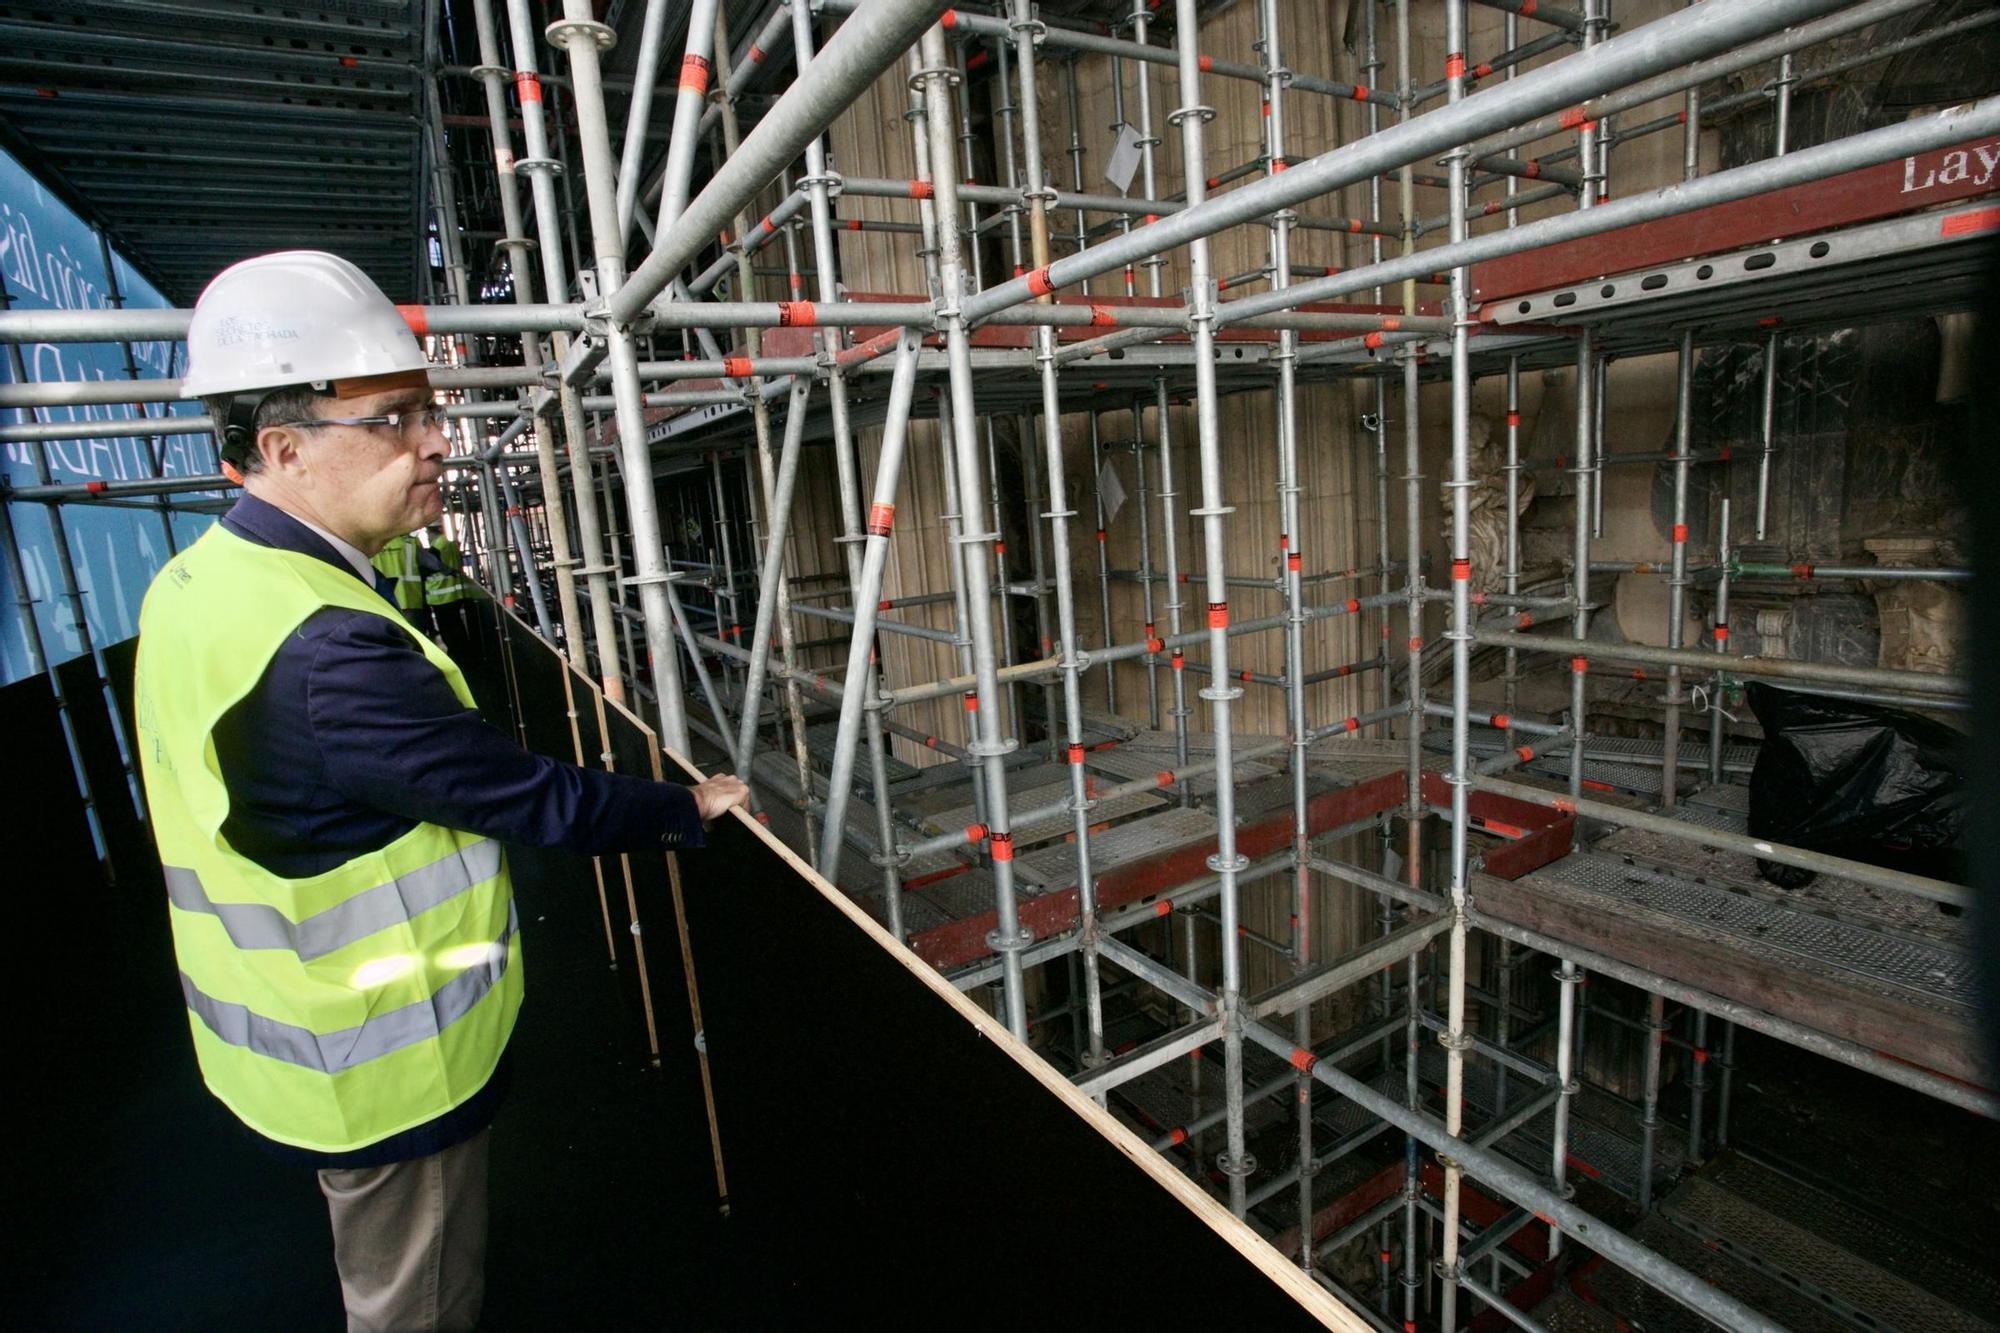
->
xmin=2 ymin=146 xmax=223 ymax=686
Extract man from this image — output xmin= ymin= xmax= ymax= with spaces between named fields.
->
xmin=133 ymin=250 xmax=748 ymax=1332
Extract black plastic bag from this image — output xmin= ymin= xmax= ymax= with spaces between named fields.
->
xmin=1745 ymin=682 xmax=1965 ymax=897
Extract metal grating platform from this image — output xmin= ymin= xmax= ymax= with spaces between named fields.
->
xmin=1537 ymin=853 xmax=1977 ymax=1012
xmin=1014 ymin=806 xmax=1218 ymax=890
xmin=1662 ymin=1175 xmax=1996 ymax=1333
xmin=1527 ymin=1287 xmax=1626 ymax=1333
xmin=804 ymin=722 xmax=922 ymax=783
xmin=1703 ymin=1155 xmax=2000 ymax=1325
xmin=1583 ymin=1213 xmax=1835 ymax=1333
xmin=918 ymin=779 xmax=1165 ymax=851
xmin=1595 ymin=815 xmax=1966 ymax=946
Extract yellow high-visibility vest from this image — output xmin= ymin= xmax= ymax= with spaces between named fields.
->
xmin=134 ymin=524 xmax=521 ymax=1152
xmin=370 ymin=532 xmax=427 ymax=612
xmin=424 ymin=535 xmax=479 ymax=605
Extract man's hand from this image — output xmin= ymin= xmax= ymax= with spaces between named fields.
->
xmin=691 ymin=773 xmax=750 ymax=823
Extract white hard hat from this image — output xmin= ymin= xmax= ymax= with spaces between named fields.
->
xmin=180 ymin=250 xmax=429 ymax=399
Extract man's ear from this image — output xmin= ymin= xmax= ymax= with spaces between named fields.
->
xmin=255 ymin=424 xmax=307 ymax=479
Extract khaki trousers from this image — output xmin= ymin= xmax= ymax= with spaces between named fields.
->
xmin=317 ymin=1128 xmax=490 ymax=1333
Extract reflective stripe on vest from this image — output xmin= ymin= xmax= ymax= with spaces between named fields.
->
xmin=180 ymin=901 xmax=518 ymax=1074
xmin=162 ymin=838 xmax=502 ymax=961
xmin=135 ymin=524 xmax=520 ymax=1152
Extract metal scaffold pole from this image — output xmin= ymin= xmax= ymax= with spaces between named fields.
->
xmin=919 ymin=19 xmax=1031 ymax=1038
xmin=544 ymin=0 xmax=691 ymax=753
xmin=1169 ymin=0 xmax=1252 ymax=1218
xmin=475 ymin=0 xmax=624 ymax=701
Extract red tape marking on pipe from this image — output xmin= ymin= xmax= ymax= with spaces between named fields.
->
xmin=1288 ymin=1047 xmax=1316 ymax=1073
xmin=1363 ymin=331 xmax=1384 ymax=349
xmin=1673 ymin=523 xmax=1688 ymax=543
xmin=777 ymin=301 xmax=816 ymax=327
xmin=846 ymin=219 xmax=862 ymax=230
xmin=396 ymin=304 xmax=429 ymax=336
xmin=989 ymin=832 xmax=1013 ymax=862
xmin=747 ymin=43 xmax=765 ymax=63
xmin=1153 ymin=899 xmax=1174 ymax=917
xmin=1197 ymin=54 xmax=1213 ymax=72
xmin=1516 ymin=745 xmax=1534 ymax=762
xmin=940 ymin=7 xmax=957 ymax=27
xmin=1025 ymin=267 xmax=1054 ymax=297
xmin=1409 ymin=636 xmax=1423 ymax=652
xmin=1170 ymin=652 xmax=1184 ymax=668
xmin=85 ymin=480 xmax=106 ymax=493
xmin=1792 ymin=562 xmax=1814 ymax=579
xmin=722 ymin=356 xmax=753 ymax=378
xmin=1343 ymin=717 xmax=1358 ymax=733
xmin=866 ymin=502 xmax=895 ymax=537
xmin=1156 ymin=770 xmax=1175 ymax=788
xmin=1942 ymin=205 xmax=2000 ymax=237
xmin=1570 ymin=655 xmax=1589 ymax=674
xmin=1146 ymin=636 xmax=1165 ymax=653
xmin=964 ymin=823 xmax=986 ymax=845
xmin=878 ymin=600 xmax=892 ymax=611
xmin=907 ymin=178 xmax=934 ymax=199
xmin=1207 ymin=602 xmax=1227 ymax=629
xmin=1714 ymin=624 xmax=1729 ymax=642
xmin=514 ymin=73 xmax=542 ymax=103
xmin=1558 ymin=106 xmax=1586 ymax=131
xmin=1090 ymin=304 xmax=1116 ymax=327
xmin=1351 ymin=84 xmax=1369 ymax=102
xmin=1450 ymin=558 xmax=1470 ymax=582
xmin=1490 ymin=712 xmax=1510 ymax=728
xmin=1167 ymin=1126 xmax=1187 ymax=1144
xmin=1518 ymin=612 xmax=1534 ymax=629
xmin=963 ymin=691 xmax=978 ymax=711
xmin=678 ymin=53 xmax=710 ymax=95
xmin=1067 ymin=743 xmax=1085 ymax=765
xmin=1474 ymin=62 xmax=1493 ymax=79
xmin=1445 ymin=53 xmax=1465 ymax=80
xmin=1505 ymin=411 xmax=1521 ymax=427
xmin=1346 ymin=598 xmax=1361 ymax=613
xmin=1288 ymin=554 xmax=1302 ymax=572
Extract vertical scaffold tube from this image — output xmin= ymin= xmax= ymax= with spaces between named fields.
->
xmin=1661 ymin=327 xmax=1695 ymax=808
xmin=478 ymin=0 xmax=620 ymax=699
xmin=1170 ymin=0 xmax=1251 ymax=1218
xmin=1639 ymin=992 xmax=1667 ymax=1209
xmin=1256 ymin=0 xmax=1314 ymax=1265
xmin=1709 ymin=497 xmax=1733 ymax=783
xmin=1132 ymin=0 xmax=1181 ymax=750
xmin=546 ymin=0 xmax=690 ymax=752
xmin=912 ymin=50 xmax=992 ymax=837
xmin=1010 ymin=0 xmax=1105 ymax=1066
xmin=1437 ymin=4 xmax=1476 ymax=1324
xmin=1755 ymin=53 xmax=1793 ymax=542
xmin=920 ymin=22 xmax=1030 ymax=1038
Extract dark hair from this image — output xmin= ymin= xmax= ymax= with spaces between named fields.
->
xmin=201 ymin=384 xmax=325 ymax=474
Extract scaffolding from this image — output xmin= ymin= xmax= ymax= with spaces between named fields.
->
xmin=3 ymin=0 xmax=1996 ymax=1327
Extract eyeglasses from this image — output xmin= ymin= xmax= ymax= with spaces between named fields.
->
xmin=274 ymin=406 xmax=450 ymax=440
